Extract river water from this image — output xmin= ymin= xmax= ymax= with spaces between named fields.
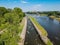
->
xmin=24 ymin=18 xmax=45 ymax=45
xmin=33 ymin=15 xmax=60 ymax=45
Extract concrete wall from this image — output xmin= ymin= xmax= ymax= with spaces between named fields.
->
xmin=18 ymin=17 xmax=27 ymax=45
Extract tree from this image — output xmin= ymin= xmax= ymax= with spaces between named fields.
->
xmin=0 ymin=7 xmax=25 ymax=45
xmin=4 ymin=13 xmax=20 ymax=24
xmin=7 ymin=8 xmax=12 ymax=13
xmin=13 ymin=7 xmax=22 ymax=14
xmin=0 ymin=7 xmax=7 ymax=16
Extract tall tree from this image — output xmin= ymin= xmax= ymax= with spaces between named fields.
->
xmin=0 ymin=7 xmax=7 ymax=16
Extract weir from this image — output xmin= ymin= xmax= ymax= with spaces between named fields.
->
xmin=24 ymin=18 xmax=45 ymax=45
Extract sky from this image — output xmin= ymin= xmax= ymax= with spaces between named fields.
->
xmin=0 ymin=0 xmax=60 ymax=12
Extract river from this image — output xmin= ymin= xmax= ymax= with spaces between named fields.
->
xmin=33 ymin=15 xmax=60 ymax=45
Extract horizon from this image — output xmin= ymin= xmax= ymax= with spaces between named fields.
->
xmin=0 ymin=0 xmax=60 ymax=12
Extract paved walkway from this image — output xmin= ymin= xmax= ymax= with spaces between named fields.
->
xmin=18 ymin=17 xmax=27 ymax=45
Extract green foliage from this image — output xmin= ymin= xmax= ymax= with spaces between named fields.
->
xmin=47 ymin=39 xmax=53 ymax=45
xmin=27 ymin=11 xmax=60 ymax=17
xmin=13 ymin=7 xmax=22 ymax=15
xmin=0 ymin=7 xmax=7 ymax=16
xmin=0 ymin=7 xmax=25 ymax=45
xmin=7 ymin=8 xmax=12 ymax=13
xmin=4 ymin=13 xmax=20 ymax=24
xmin=0 ymin=30 xmax=20 ymax=45
xmin=0 ymin=17 xmax=5 ymax=24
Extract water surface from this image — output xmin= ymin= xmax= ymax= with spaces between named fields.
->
xmin=34 ymin=15 xmax=60 ymax=45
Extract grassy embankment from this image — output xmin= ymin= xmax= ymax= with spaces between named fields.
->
xmin=49 ymin=16 xmax=56 ymax=19
xmin=49 ymin=16 xmax=60 ymax=22
xmin=39 ymin=13 xmax=60 ymax=22
xmin=56 ymin=18 xmax=60 ymax=22
xmin=40 ymin=14 xmax=48 ymax=16
xmin=29 ymin=16 xmax=47 ymax=36
xmin=29 ymin=16 xmax=53 ymax=45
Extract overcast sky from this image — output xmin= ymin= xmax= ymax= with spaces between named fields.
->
xmin=0 ymin=0 xmax=60 ymax=12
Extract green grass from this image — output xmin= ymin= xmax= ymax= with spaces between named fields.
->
xmin=49 ymin=16 xmax=56 ymax=19
xmin=49 ymin=16 xmax=60 ymax=22
xmin=47 ymin=39 xmax=53 ymax=45
xmin=29 ymin=16 xmax=48 ymax=36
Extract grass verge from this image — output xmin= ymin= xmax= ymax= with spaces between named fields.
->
xmin=29 ymin=16 xmax=47 ymax=36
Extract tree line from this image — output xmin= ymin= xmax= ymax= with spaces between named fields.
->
xmin=26 ymin=11 xmax=60 ymax=17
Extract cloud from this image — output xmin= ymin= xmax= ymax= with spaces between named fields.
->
xmin=29 ymin=4 xmax=42 ymax=11
xmin=22 ymin=4 xmax=42 ymax=12
xmin=21 ymin=0 xmax=28 ymax=4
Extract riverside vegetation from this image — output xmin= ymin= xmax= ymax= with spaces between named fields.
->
xmin=0 ymin=7 xmax=25 ymax=45
xmin=26 ymin=11 xmax=60 ymax=22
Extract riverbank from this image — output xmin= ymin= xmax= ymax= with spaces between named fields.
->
xmin=18 ymin=17 xmax=27 ymax=45
xmin=56 ymin=18 xmax=60 ymax=22
xmin=49 ymin=16 xmax=60 ymax=22
xmin=49 ymin=16 xmax=56 ymax=19
xmin=29 ymin=16 xmax=53 ymax=45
